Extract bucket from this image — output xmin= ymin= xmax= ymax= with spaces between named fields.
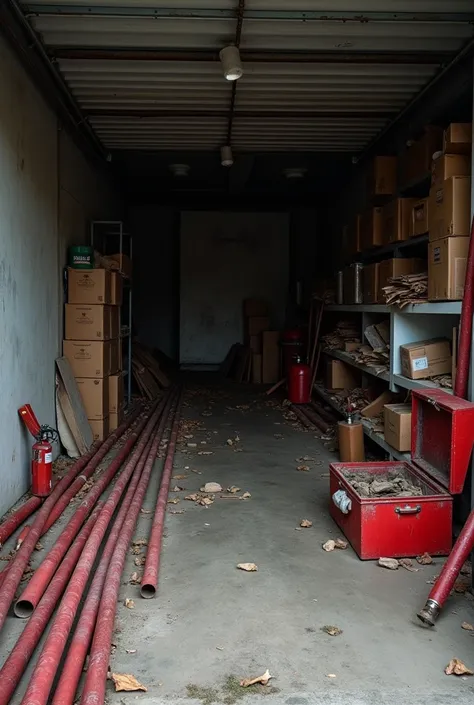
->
xmin=68 ymin=245 xmax=94 ymax=269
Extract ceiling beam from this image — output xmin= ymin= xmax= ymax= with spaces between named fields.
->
xmin=86 ymin=109 xmax=395 ymax=119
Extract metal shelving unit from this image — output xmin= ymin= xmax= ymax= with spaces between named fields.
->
xmin=90 ymin=220 xmax=132 ymax=407
xmin=323 ymin=348 xmax=390 ymax=382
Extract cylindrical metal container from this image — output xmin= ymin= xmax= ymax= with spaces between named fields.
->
xmin=288 ymin=362 xmax=311 ymax=404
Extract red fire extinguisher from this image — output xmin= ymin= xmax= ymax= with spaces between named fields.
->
xmin=288 ymin=356 xmax=311 ymax=404
xmin=18 ymin=404 xmax=58 ymax=497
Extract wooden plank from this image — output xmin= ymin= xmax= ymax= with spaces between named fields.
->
xmin=55 ymin=357 xmax=93 ymax=454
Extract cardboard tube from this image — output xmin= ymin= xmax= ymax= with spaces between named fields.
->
xmin=338 ymin=421 xmax=365 ymax=462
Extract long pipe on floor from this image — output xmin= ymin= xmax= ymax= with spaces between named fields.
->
xmin=0 ymin=496 xmax=42 ymax=547
xmin=0 ymin=502 xmax=104 ymax=705
xmin=290 ymin=404 xmax=319 ymax=432
xmin=299 ymin=405 xmax=330 ymax=433
xmin=51 ymin=392 xmax=176 ymax=705
xmin=141 ymin=388 xmax=183 ymax=598
xmin=18 ymin=404 xmax=164 ymax=705
xmin=14 ymin=404 xmax=156 ymax=618
xmin=80 ymin=389 xmax=183 ymax=705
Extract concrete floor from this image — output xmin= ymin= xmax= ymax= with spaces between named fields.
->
xmin=2 ymin=382 xmax=474 ymax=704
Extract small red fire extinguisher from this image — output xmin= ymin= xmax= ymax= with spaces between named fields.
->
xmin=19 ymin=404 xmax=58 ymax=498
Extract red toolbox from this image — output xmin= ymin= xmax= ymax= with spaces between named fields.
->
xmin=329 ymin=389 xmax=474 ymax=560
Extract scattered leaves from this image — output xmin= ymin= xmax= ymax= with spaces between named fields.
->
xmin=169 ymin=509 xmax=185 ymax=515
xmin=240 ymin=670 xmax=272 ymax=687
xmin=185 ymin=494 xmax=200 ymax=502
xmin=132 ymin=538 xmax=147 ymax=547
xmin=227 ymin=486 xmax=241 ymax=494
xmin=173 ymin=474 xmax=188 ymax=480
xmin=198 ymin=497 xmax=214 ymax=507
xmin=378 ymin=557 xmax=399 ymax=570
xmin=461 ymin=622 xmax=474 ymax=631
xmin=300 ymin=520 xmax=313 ymax=528
xmin=110 ymin=673 xmax=148 ymax=692
xmin=124 ymin=598 xmax=135 ymax=609
xmin=227 ymin=439 xmax=234 ymax=446
xmin=168 ymin=497 xmax=180 ymax=504
xmin=334 ymin=538 xmax=348 ymax=550
xmin=241 ymin=492 xmax=251 ymax=500
xmin=198 ymin=451 xmax=213 ymax=456
xmin=322 ymin=540 xmax=336 ymax=552
xmin=237 ymin=563 xmax=258 ymax=572
xmin=416 ymin=553 xmax=433 ymax=565
xmin=171 ymin=485 xmax=185 ymax=492
xmin=129 ymin=572 xmax=141 ymax=585
xmin=296 ymin=465 xmax=310 ymax=472
xmin=399 ymin=558 xmax=418 ymax=572
xmin=187 ymin=443 xmax=197 ymax=448
xmin=445 ymin=659 xmax=473 ymax=676
xmin=322 ymin=625 xmax=343 ymax=637
xmin=134 ymin=556 xmax=146 ymax=566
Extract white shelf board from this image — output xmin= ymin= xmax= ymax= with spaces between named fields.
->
xmin=325 ymin=304 xmax=390 ymax=313
xmin=323 ymin=349 xmax=390 ymax=382
xmin=398 ymin=302 xmax=462 ymax=315
xmin=360 ymin=419 xmax=410 ymax=461
xmin=392 ymin=373 xmax=454 ymax=394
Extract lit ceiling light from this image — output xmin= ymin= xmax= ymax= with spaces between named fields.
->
xmin=220 ymin=145 xmax=234 ymax=167
xmin=219 ymin=45 xmax=243 ymax=81
xmin=169 ymin=163 xmax=190 ymax=177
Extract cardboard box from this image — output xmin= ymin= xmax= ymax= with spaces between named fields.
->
xmin=344 ymin=342 xmax=361 ymax=353
xmin=109 ymin=339 xmax=120 ymax=374
xmin=360 ymin=207 xmax=383 ymax=249
xmin=428 ymin=176 xmax=471 ymax=241
xmin=411 ymin=198 xmax=429 ymax=237
xmin=109 ymin=253 xmax=132 ymax=278
xmin=400 ymin=338 xmax=451 ymax=379
xmin=361 ymin=390 xmax=395 ymax=418
xmin=325 ymin=359 xmax=360 ymax=390
xmin=110 ymin=307 xmax=120 ymax=339
xmin=252 ymin=353 xmax=262 ymax=384
xmin=109 ymin=373 xmax=124 ymax=414
xmin=65 ymin=304 xmax=111 ymax=341
xmin=262 ymin=331 xmax=280 ymax=384
xmin=399 ymin=126 xmax=443 ymax=186
xmin=383 ymin=198 xmax=414 ymax=243
xmin=428 ymin=236 xmax=469 ymax=301
xmin=368 ymin=156 xmax=397 ymax=197
xmin=67 ymin=269 xmax=111 ymax=305
xmin=431 ymin=154 xmax=470 ymax=188
xmin=249 ymin=335 xmax=262 ymax=354
xmin=443 ymin=122 xmax=472 ymax=155
xmin=363 ymin=263 xmax=379 ymax=304
xmin=109 ymin=409 xmax=124 ymax=433
xmin=76 ymin=377 xmax=109 ymax=420
xmin=89 ymin=417 xmax=109 ymax=442
xmin=63 ymin=340 xmax=110 ymax=378
xmin=384 ymin=404 xmax=412 ymax=452
xmin=110 ymin=272 xmax=123 ymax=306
xmin=243 ymin=299 xmax=267 ymax=317
xmin=378 ymin=258 xmax=425 ymax=302
xmin=246 ymin=317 xmax=270 ymax=337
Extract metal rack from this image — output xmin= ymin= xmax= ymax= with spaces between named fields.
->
xmin=90 ymin=220 xmax=132 ymax=407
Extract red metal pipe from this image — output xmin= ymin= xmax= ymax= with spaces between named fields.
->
xmin=300 ymin=405 xmax=330 ymax=433
xmin=15 ymin=404 xmax=156 ymax=618
xmin=0 ymin=502 xmax=103 ymax=705
xmin=454 ymin=216 xmax=474 ymax=398
xmin=141 ymin=389 xmax=183 ymax=598
xmin=0 ymin=496 xmax=41 ymax=547
xmin=51 ymin=393 xmax=176 ymax=705
xmin=19 ymin=405 xmax=163 ymax=705
xmin=15 ymin=525 xmax=30 ymax=551
xmin=80 ymin=390 xmax=182 ymax=705
xmin=290 ymin=404 xmax=317 ymax=431
xmin=0 ymin=439 xmax=103 ymax=634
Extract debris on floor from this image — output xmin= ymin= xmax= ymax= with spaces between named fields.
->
xmin=321 ymin=625 xmax=343 ymax=637
xmin=201 ymin=482 xmax=222 ymax=493
xmin=399 ymin=558 xmax=418 ymax=572
xmin=322 ymin=538 xmax=348 ymax=552
xmin=416 ymin=552 xmax=433 ymax=565
xmin=300 ymin=519 xmax=313 ymax=528
xmin=240 ymin=669 xmax=272 ymax=687
xmin=378 ymin=557 xmax=400 ymax=570
xmin=342 ymin=469 xmax=424 ymax=497
xmin=461 ymin=622 xmax=474 ymax=631
xmin=110 ymin=673 xmax=148 ymax=692
xmin=444 ymin=659 xmax=473 ymax=676
xmin=237 ymin=562 xmax=258 ymax=572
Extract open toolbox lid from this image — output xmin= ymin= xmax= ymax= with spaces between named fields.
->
xmin=411 ymin=389 xmax=474 ymax=495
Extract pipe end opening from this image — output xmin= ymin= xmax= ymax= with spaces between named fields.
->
xmin=140 ymin=584 xmax=156 ymax=599
xmin=14 ymin=599 xmax=35 ymax=619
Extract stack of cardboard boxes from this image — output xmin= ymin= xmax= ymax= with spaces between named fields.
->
xmin=243 ymin=299 xmax=280 ymax=384
xmin=63 ymin=268 xmax=124 ymax=441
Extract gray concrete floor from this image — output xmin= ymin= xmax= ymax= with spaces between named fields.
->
xmin=2 ymin=382 xmax=474 ymax=705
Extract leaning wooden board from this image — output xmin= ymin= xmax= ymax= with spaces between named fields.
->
xmin=56 ymin=357 xmax=93 ymax=454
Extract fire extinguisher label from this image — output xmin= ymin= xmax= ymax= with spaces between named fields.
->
xmin=45 ymin=452 xmax=53 ymax=463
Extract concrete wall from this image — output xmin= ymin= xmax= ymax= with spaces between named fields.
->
xmin=0 ymin=36 xmax=119 ymax=516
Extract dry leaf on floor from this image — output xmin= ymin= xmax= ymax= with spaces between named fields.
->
xmin=168 ymin=498 xmax=180 ymax=504
xmin=35 ymin=542 xmax=44 ymax=551
xmin=227 ymin=439 xmax=234 ymax=446
xmin=171 ymin=485 xmax=185 ymax=492
xmin=378 ymin=557 xmax=399 ymax=570
xmin=334 ymin=538 xmax=348 ymax=550
xmin=237 ymin=562 xmax=258 ymax=572
xmin=129 ymin=572 xmax=141 ymax=585
xmin=234 ymin=448 xmax=243 ymax=453
xmin=454 ymin=580 xmax=470 ymax=594
xmin=185 ymin=494 xmax=200 ymax=501
xmin=133 ymin=538 xmax=147 ymax=546
xmin=399 ymin=558 xmax=418 ymax=572
xmin=140 ymin=509 xmax=151 ymax=515
xmin=445 ymin=659 xmax=473 ymax=676
xmin=327 ymin=674 xmax=337 ymax=679
xmin=241 ymin=492 xmax=252 ymax=499
xmin=184 ymin=434 xmax=194 ymax=439
xmin=416 ymin=552 xmax=433 ymax=565
xmin=170 ymin=509 xmax=185 ymax=515
xmin=131 ymin=546 xmax=142 ymax=555
xmin=110 ymin=673 xmax=148 ymax=692
xmin=201 ymin=482 xmax=222 ymax=493
xmin=173 ymin=474 xmax=187 ymax=480
xmin=124 ymin=598 xmax=135 ymax=609
xmin=296 ymin=465 xmax=310 ymax=472
xmin=187 ymin=443 xmax=197 ymax=448
xmin=300 ymin=520 xmax=313 ymax=528
xmin=322 ymin=625 xmax=343 ymax=637
xmin=126 ymin=649 xmax=137 ymax=654
xmin=461 ymin=622 xmax=474 ymax=631
xmin=322 ymin=540 xmax=336 ymax=552
xmin=296 ymin=456 xmax=313 ymax=462
xmin=198 ymin=497 xmax=214 ymax=506
xmin=240 ymin=669 xmax=272 ymax=687
xmin=134 ymin=556 xmax=146 ymax=566
xmin=227 ymin=486 xmax=241 ymax=493
xmin=198 ymin=451 xmax=213 ymax=456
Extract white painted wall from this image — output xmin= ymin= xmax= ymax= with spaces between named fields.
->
xmin=0 ymin=36 xmax=119 ymax=516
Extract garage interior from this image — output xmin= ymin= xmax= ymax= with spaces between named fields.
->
xmin=1 ymin=2 xmax=474 ymax=704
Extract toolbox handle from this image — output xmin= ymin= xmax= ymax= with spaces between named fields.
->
xmin=395 ymin=504 xmax=421 ymax=515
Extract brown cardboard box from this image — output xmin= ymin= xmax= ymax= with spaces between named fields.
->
xmin=249 ymin=335 xmax=261 ymax=354
xmin=325 ymin=359 xmax=360 ymax=390
xmin=109 ymin=253 xmax=132 ymax=278
xmin=368 ymin=156 xmax=397 ymax=197
xmin=443 ymin=123 xmax=472 ymax=155
xmin=109 ymin=339 xmax=120 ymax=374
xmin=400 ymin=126 xmax=443 ymax=186
xmin=246 ymin=317 xmax=270 ymax=337
xmin=110 ymin=272 xmax=123 ymax=306
xmin=428 ymin=236 xmax=469 ymax=301
xmin=363 ymin=263 xmax=379 ymax=304
xmin=428 ymin=176 xmax=471 ymax=241
xmin=76 ymin=377 xmax=109 ymax=420
xmin=63 ymin=340 xmax=110 ymax=378
xmin=252 ymin=353 xmax=262 ymax=384
xmin=383 ymin=198 xmax=414 ymax=244
xmin=378 ymin=258 xmax=425 ymax=302
xmin=431 ymin=154 xmax=470 ymax=188
xmin=384 ymin=404 xmax=412 ymax=452
xmin=109 ymin=409 xmax=124 ymax=433
xmin=89 ymin=417 xmax=109 ymax=442
xmin=243 ymin=299 xmax=267 ymax=317
xmin=109 ymin=373 xmax=124 ymax=414
xmin=361 ymin=390 xmax=395 ymax=418
xmin=68 ymin=269 xmax=111 ymax=305
xmin=411 ymin=198 xmax=429 ymax=237
xmin=110 ymin=307 xmax=120 ymax=339
xmin=65 ymin=304 xmax=111 ymax=341
xmin=262 ymin=331 xmax=280 ymax=384
xmin=360 ymin=207 xmax=383 ymax=249
xmin=400 ymin=338 xmax=451 ymax=380
xmin=344 ymin=342 xmax=361 ymax=353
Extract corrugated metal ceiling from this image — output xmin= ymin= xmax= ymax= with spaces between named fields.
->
xmin=19 ymin=1 xmax=474 ymax=153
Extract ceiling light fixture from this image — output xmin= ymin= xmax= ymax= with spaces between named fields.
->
xmin=169 ymin=163 xmax=190 ymax=177
xmin=219 ymin=45 xmax=243 ymax=81
xmin=220 ymin=145 xmax=234 ymax=167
